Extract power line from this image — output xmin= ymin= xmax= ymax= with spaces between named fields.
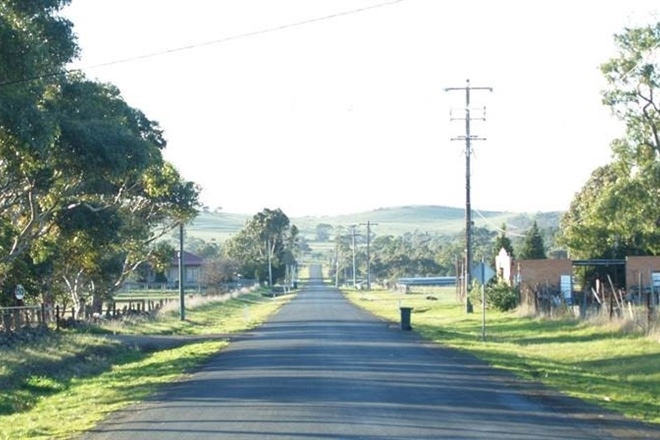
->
xmin=0 ymin=0 xmax=406 ymax=87
xmin=472 ymin=208 xmax=527 ymax=237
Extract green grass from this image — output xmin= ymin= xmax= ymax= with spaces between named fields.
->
xmin=98 ymin=290 xmax=282 ymax=335
xmin=0 ymin=287 xmax=295 ymax=440
xmin=344 ymin=286 xmax=660 ymax=425
xmin=2 ymin=340 xmax=225 ymax=439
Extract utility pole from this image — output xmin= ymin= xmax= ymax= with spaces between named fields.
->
xmin=178 ymin=222 xmax=185 ymax=321
xmin=445 ymin=79 xmax=492 ymax=313
xmin=334 ymin=242 xmax=340 ymax=287
xmin=351 ymin=225 xmax=357 ymax=287
xmin=359 ymin=221 xmax=378 ymax=290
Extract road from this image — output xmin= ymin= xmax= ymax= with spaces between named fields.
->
xmin=80 ymin=266 xmax=659 ymax=439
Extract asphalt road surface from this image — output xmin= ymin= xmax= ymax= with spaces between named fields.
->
xmin=80 ymin=266 xmax=660 ymax=439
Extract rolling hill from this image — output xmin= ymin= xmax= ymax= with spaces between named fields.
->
xmin=186 ymin=205 xmax=563 ymax=243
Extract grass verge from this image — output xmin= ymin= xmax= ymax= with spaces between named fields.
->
xmin=343 ymin=286 xmax=660 ymax=425
xmin=0 ymin=287 xmax=295 ymax=440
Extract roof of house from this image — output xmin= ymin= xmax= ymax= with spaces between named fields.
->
xmin=170 ymin=251 xmax=204 ymax=267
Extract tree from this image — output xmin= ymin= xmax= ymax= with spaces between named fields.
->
xmin=0 ymin=3 xmax=201 ymax=310
xmin=559 ymin=165 xmax=631 ymax=259
xmin=193 ymin=240 xmax=222 ymax=259
xmin=560 ymin=22 xmax=660 ymax=260
xmin=519 ymin=221 xmax=546 ymax=260
xmin=367 ymin=232 xmax=443 ymax=283
xmin=493 ymin=224 xmax=515 ymax=261
xmin=0 ymin=1 xmax=77 ymax=146
xmin=315 ymin=223 xmax=333 ymax=242
xmin=0 ymin=0 xmax=78 ymax=279
xmin=471 ymin=226 xmax=498 ymax=262
xmin=24 ymin=77 xmax=200 ymax=314
xmin=201 ymin=256 xmax=239 ymax=294
xmin=224 ymin=208 xmax=299 ymax=285
xmin=58 ymin=78 xmax=198 ymax=308
xmin=329 ymin=226 xmax=352 ymax=285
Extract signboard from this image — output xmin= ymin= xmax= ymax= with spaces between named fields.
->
xmin=652 ymin=272 xmax=660 ymax=289
xmin=471 ymin=262 xmax=495 ymax=285
xmin=560 ymin=275 xmax=573 ymax=304
xmin=15 ymin=284 xmax=25 ymax=300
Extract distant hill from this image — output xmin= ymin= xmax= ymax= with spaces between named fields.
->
xmin=186 ymin=205 xmax=564 ymax=243
xmin=185 ymin=211 xmax=249 ymax=242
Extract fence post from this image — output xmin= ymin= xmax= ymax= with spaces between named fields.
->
xmin=648 ymin=289 xmax=653 ymax=333
xmin=2 ymin=312 xmax=10 ymax=332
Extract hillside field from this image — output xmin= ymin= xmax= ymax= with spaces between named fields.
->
xmin=185 ymin=205 xmax=563 ymax=244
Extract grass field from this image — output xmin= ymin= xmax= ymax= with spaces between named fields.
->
xmin=343 ymin=286 xmax=660 ymax=425
xmin=0 ymin=287 xmax=296 ymax=440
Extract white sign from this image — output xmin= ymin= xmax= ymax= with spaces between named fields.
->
xmin=15 ymin=284 xmax=25 ymax=300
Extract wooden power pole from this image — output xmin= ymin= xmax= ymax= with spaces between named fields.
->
xmin=445 ymin=79 xmax=492 ymax=313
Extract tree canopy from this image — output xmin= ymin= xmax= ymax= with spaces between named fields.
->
xmin=493 ymin=223 xmax=514 ymax=262
xmin=560 ymin=21 xmax=660 ymax=260
xmin=224 ymin=208 xmax=300 ymax=285
xmin=519 ymin=221 xmax=546 ymax=260
xmin=0 ymin=2 xmax=201 ymax=309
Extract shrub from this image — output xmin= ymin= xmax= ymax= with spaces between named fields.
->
xmin=469 ymin=281 xmax=519 ymax=312
xmin=487 ymin=282 xmax=519 ymax=311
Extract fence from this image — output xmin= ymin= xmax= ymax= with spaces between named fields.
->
xmin=120 ymin=281 xmax=203 ymax=292
xmin=103 ymin=297 xmax=176 ymax=319
xmin=0 ymin=305 xmax=47 ymax=332
xmin=0 ymin=299 xmax=173 ymax=332
xmin=524 ymin=281 xmax=659 ymax=332
xmin=1 ymin=281 xmax=259 ymax=333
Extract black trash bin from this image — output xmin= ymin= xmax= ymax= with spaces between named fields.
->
xmin=400 ymin=306 xmax=413 ymax=331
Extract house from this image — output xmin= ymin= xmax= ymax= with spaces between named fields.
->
xmin=498 ymin=253 xmax=660 ymax=309
xmin=168 ymin=251 xmax=204 ymax=287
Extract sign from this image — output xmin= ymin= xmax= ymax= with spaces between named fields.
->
xmin=560 ymin=275 xmax=573 ymax=303
xmin=14 ymin=284 xmax=25 ymax=300
xmin=471 ymin=262 xmax=495 ymax=285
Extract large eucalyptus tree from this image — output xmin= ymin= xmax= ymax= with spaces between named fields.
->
xmin=0 ymin=0 xmax=78 ymax=275
xmin=561 ymin=22 xmax=660 ymax=259
xmin=42 ymin=78 xmax=200 ymax=314
xmin=0 ymin=2 xmax=201 ymax=311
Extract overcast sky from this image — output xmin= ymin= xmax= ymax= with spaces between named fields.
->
xmin=61 ymin=0 xmax=659 ymax=217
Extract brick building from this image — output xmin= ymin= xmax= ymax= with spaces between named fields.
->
xmin=507 ymin=255 xmax=660 ymax=307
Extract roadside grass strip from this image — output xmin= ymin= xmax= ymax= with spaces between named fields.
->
xmin=97 ymin=289 xmax=291 ymax=335
xmin=0 ymin=288 xmax=296 ymax=440
xmin=343 ymin=287 xmax=660 ymax=425
xmin=0 ymin=340 xmax=225 ymax=440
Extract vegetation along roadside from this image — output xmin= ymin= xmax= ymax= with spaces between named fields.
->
xmin=0 ymin=287 xmax=295 ymax=440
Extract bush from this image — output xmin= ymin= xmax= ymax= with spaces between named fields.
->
xmin=487 ymin=282 xmax=519 ymax=311
xmin=469 ymin=281 xmax=519 ymax=312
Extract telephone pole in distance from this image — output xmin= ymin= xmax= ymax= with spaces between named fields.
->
xmin=445 ymin=79 xmax=492 ymax=313
xmin=350 ymin=225 xmax=358 ymax=287
xmin=359 ymin=221 xmax=378 ymax=290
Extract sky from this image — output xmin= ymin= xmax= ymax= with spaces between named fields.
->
xmin=60 ymin=0 xmax=660 ymax=218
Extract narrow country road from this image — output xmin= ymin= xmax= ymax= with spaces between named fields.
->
xmin=79 ymin=266 xmax=660 ymax=439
